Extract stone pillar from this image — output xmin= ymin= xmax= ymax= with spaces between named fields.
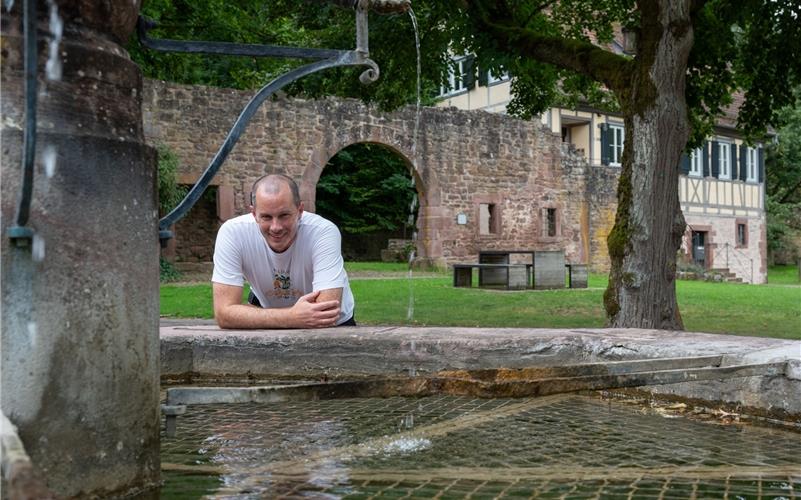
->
xmin=1 ymin=1 xmax=160 ymax=496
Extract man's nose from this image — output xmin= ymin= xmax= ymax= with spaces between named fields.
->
xmin=270 ymin=219 xmax=282 ymax=232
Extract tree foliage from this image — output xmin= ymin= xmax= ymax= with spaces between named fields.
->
xmin=131 ymin=1 xmax=801 ymax=138
xmin=766 ymin=87 xmax=801 ymax=262
xmin=130 ymin=0 xmax=456 ymax=109
xmin=315 ymin=144 xmax=417 ymax=235
xmin=156 ymin=143 xmax=187 ymax=216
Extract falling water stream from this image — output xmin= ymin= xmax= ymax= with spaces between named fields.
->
xmin=406 ymin=8 xmax=422 ymax=323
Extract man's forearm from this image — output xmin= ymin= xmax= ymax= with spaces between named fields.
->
xmin=214 ymin=288 xmax=342 ymax=329
xmin=215 ymin=304 xmax=297 ymax=329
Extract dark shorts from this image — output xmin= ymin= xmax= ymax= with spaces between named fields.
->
xmin=248 ymin=291 xmax=356 ymax=326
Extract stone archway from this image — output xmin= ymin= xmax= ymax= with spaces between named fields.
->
xmin=306 ymin=141 xmax=422 ymax=262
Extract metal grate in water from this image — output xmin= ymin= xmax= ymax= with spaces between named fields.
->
xmin=160 ymin=394 xmax=801 ymax=499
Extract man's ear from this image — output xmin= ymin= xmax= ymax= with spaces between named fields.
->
xmin=298 ymin=201 xmax=304 ymax=216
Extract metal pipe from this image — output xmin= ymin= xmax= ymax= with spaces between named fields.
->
xmin=137 ymin=18 xmax=346 ymax=60
xmin=356 ymin=0 xmax=369 ymax=56
xmin=326 ymin=0 xmax=411 ymax=14
xmin=8 ymin=0 xmax=38 ymax=244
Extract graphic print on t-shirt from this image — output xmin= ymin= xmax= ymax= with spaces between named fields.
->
xmin=270 ymin=268 xmax=300 ymax=300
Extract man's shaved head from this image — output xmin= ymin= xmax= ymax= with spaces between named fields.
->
xmin=250 ymin=174 xmax=301 ymax=207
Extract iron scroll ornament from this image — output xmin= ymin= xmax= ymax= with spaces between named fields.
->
xmin=140 ymin=0 xmax=409 ymax=245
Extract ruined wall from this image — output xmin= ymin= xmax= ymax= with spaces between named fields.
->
xmin=586 ymin=166 xmax=621 ymax=273
xmin=143 ymin=80 xmax=616 ymax=268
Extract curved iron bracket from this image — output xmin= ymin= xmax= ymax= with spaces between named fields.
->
xmin=139 ymin=3 xmax=381 ymax=246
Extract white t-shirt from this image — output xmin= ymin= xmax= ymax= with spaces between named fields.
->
xmin=212 ymin=212 xmax=354 ymax=325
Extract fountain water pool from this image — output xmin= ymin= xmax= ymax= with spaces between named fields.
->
xmin=158 ymin=325 xmax=801 ymax=498
xmin=159 ymin=393 xmax=800 ymax=498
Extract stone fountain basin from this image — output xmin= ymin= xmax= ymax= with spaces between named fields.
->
xmin=160 ymin=324 xmax=801 ymax=420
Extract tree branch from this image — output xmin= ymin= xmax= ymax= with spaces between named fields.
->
xmin=462 ymin=0 xmax=633 ymax=93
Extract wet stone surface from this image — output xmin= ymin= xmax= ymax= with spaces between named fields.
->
xmin=160 ymin=394 xmax=801 ymax=499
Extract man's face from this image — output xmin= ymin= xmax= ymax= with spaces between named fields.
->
xmin=251 ymin=185 xmax=303 ymax=253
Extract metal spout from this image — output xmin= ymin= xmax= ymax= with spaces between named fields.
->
xmin=329 ymin=0 xmax=411 ymax=14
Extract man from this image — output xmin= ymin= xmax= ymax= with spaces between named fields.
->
xmin=212 ymin=174 xmax=355 ymax=328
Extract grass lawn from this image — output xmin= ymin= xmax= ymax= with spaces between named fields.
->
xmin=160 ymin=264 xmax=801 ymax=339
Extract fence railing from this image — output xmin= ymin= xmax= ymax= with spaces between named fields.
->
xmin=713 ymin=242 xmax=753 ymax=283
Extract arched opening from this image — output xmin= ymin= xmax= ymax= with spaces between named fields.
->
xmin=315 ymin=143 xmax=419 ymax=262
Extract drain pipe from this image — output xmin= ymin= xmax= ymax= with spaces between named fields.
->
xmin=7 ymin=0 xmax=38 ymax=246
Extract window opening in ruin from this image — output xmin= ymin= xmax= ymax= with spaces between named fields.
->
xmin=479 ymin=203 xmax=497 ymax=235
xmin=547 ymin=208 xmax=557 ymax=237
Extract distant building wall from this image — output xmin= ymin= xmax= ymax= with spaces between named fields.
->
xmin=143 ymin=80 xmax=611 ymax=269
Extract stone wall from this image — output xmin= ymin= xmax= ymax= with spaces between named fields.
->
xmin=143 ymin=80 xmax=611 ymax=269
xmin=585 ymin=166 xmax=621 ymax=273
xmin=173 ymin=186 xmax=220 ymax=263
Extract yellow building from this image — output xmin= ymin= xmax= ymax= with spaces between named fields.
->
xmin=436 ymin=56 xmax=767 ymax=283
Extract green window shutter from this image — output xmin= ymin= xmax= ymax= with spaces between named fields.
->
xmin=463 ymin=56 xmax=475 ymax=90
xmin=758 ymin=147 xmax=765 ymax=183
xmin=478 ymin=65 xmax=488 ymax=87
xmin=600 ymin=123 xmax=610 ymax=165
xmin=730 ymin=143 xmax=738 ymax=179
xmin=710 ymin=141 xmax=720 ymax=178
xmin=679 ymin=152 xmax=690 ymax=174
xmin=702 ymin=141 xmax=710 ymax=176
xmin=739 ymin=144 xmax=748 ymax=181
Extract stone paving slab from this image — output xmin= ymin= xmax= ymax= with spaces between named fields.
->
xmin=160 ymin=324 xmax=801 ymax=417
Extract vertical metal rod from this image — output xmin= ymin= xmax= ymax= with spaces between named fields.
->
xmin=356 ymin=0 xmax=369 ymax=55
xmin=16 ymin=0 xmax=38 ymax=229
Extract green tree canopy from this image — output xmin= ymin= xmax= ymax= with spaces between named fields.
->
xmin=315 ymin=143 xmax=417 ymax=235
xmin=766 ymin=87 xmax=801 ymax=262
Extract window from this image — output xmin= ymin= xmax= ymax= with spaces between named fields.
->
xmin=689 ymin=147 xmax=703 ymax=177
xmin=609 ymin=124 xmax=624 ymax=166
xmin=746 ymin=147 xmax=758 ymax=182
xmin=439 ymin=56 xmax=472 ymax=96
xmin=718 ymin=142 xmax=731 ymax=180
xmin=487 ymin=69 xmax=509 ymax=85
xmin=736 ymin=222 xmax=747 ymax=247
xmin=479 ymin=203 xmax=498 ymax=235
xmin=547 ymin=208 xmax=557 ymax=237
xmin=561 ymin=126 xmax=570 ymax=143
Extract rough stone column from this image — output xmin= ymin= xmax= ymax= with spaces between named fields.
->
xmin=1 ymin=1 xmax=160 ymax=496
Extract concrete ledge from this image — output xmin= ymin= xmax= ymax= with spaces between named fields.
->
xmin=161 ymin=325 xmax=801 ymax=418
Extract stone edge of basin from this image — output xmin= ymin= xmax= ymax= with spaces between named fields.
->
xmin=160 ymin=325 xmax=801 ymax=418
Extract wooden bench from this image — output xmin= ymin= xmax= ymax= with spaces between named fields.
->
xmin=453 ymin=263 xmax=532 ymax=290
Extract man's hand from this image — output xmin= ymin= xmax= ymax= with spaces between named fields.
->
xmin=213 ymin=282 xmax=342 ymax=329
xmin=289 ymin=291 xmax=340 ymax=328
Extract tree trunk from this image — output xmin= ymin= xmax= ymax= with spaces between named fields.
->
xmin=604 ymin=1 xmax=694 ymax=329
